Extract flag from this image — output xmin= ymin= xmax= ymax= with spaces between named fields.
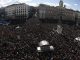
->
xmin=56 ymin=25 xmax=63 ymax=34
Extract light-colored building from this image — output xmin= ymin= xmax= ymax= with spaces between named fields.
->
xmin=15 ymin=3 xmax=29 ymax=16
xmin=78 ymin=12 xmax=80 ymax=19
xmin=37 ymin=0 xmax=76 ymax=22
xmin=5 ymin=5 xmax=16 ymax=19
xmin=5 ymin=3 xmax=29 ymax=19
xmin=38 ymin=3 xmax=75 ymax=20
xmin=77 ymin=11 xmax=80 ymax=25
xmin=0 ymin=7 xmax=5 ymax=18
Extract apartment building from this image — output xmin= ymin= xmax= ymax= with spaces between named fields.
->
xmin=78 ymin=12 xmax=80 ymax=19
xmin=0 ymin=7 xmax=5 ymax=18
xmin=5 ymin=3 xmax=29 ymax=19
xmin=37 ymin=0 xmax=76 ymax=23
xmin=15 ymin=3 xmax=29 ymax=17
xmin=77 ymin=11 xmax=80 ymax=24
xmin=5 ymin=5 xmax=16 ymax=19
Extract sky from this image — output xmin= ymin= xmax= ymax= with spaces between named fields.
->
xmin=0 ymin=0 xmax=80 ymax=11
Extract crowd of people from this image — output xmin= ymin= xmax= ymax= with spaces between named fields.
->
xmin=0 ymin=20 xmax=80 ymax=60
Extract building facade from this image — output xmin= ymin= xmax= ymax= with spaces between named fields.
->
xmin=78 ymin=12 xmax=80 ymax=19
xmin=77 ymin=11 xmax=80 ymax=24
xmin=5 ymin=3 xmax=29 ymax=19
xmin=37 ymin=0 xmax=76 ymax=23
xmin=38 ymin=4 xmax=75 ymax=20
xmin=0 ymin=7 xmax=5 ymax=18
xmin=5 ymin=5 xmax=16 ymax=19
xmin=15 ymin=3 xmax=29 ymax=17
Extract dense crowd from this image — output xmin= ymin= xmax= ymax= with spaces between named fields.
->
xmin=0 ymin=20 xmax=80 ymax=60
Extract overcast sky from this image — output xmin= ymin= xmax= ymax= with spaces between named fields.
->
xmin=0 ymin=0 xmax=80 ymax=11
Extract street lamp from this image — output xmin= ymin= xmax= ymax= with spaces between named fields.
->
xmin=37 ymin=40 xmax=54 ymax=60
